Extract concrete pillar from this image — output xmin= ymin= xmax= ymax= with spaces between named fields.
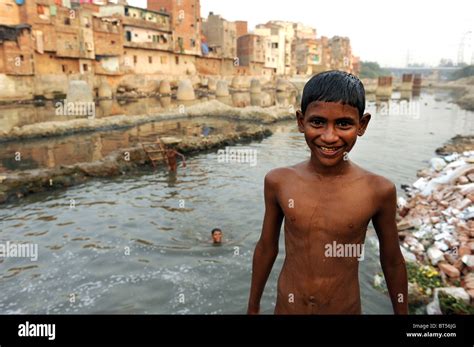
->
xmin=250 ymin=78 xmax=261 ymax=93
xmin=375 ymin=76 xmax=393 ymax=98
xmin=231 ymin=76 xmax=244 ymax=89
xmin=159 ymin=80 xmax=172 ymax=95
xmin=176 ymin=79 xmax=196 ymax=101
xmin=216 ymin=80 xmax=230 ymax=97
xmin=276 ymin=78 xmax=290 ymax=92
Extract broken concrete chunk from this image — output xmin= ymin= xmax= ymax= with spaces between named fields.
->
xmin=430 ymin=157 xmax=446 ymax=171
xmin=427 ymin=246 xmax=445 ymax=265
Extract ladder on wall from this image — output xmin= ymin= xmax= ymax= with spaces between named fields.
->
xmin=141 ymin=141 xmax=165 ymax=170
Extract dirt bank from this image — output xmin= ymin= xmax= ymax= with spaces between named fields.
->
xmin=428 ymin=77 xmax=474 ymax=111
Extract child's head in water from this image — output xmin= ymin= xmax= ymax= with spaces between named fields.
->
xmin=296 ymin=70 xmax=371 ymax=169
xmin=211 ymin=228 xmax=222 ymax=244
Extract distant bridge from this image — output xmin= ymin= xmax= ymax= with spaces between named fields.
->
xmin=385 ymin=66 xmax=462 ymax=80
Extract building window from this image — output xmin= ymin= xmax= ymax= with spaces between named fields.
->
xmin=125 ymin=31 xmax=132 ymax=41
xmin=83 ymin=64 xmax=88 ymax=72
xmin=175 ymin=56 xmax=179 ymax=65
xmin=190 ymin=39 xmax=195 ymax=47
xmin=272 ymin=43 xmax=278 ymax=48
xmin=64 ymin=17 xmax=71 ymax=25
xmin=111 ymin=40 xmax=116 ymax=44
xmin=148 ymin=56 xmax=152 ymax=64
xmin=62 ymin=65 xmax=67 ymax=72
xmin=160 ymin=56 xmax=167 ymax=64
xmin=133 ymin=56 xmax=137 ymax=64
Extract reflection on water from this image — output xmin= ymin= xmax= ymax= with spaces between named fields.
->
xmin=0 ymin=118 xmax=255 ymax=173
xmin=0 ymin=91 xmax=298 ymax=133
xmin=0 ymin=91 xmax=472 ymax=314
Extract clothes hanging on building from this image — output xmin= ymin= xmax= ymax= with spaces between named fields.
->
xmin=50 ymin=5 xmax=57 ymax=16
xmin=35 ymin=30 xmax=44 ymax=54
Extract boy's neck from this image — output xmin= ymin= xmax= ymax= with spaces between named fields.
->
xmin=307 ymin=154 xmax=352 ymax=178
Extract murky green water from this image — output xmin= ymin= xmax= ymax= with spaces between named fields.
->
xmin=0 ymin=90 xmax=472 ymax=314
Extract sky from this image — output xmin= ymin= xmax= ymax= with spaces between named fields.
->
xmin=129 ymin=0 xmax=474 ymax=67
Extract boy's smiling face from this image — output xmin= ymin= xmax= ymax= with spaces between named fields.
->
xmin=297 ymin=101 xmax=371 ymax=168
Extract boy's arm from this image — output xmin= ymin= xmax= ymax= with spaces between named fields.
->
xmin=247 ymin=171 xmax=284 ymax=314
xmin=372 ymin=180 xmax=408 ymax=314
xmin=175 ymin=151 xmax=186 ymax=167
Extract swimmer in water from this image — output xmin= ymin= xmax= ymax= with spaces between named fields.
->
xmin=211 ymin=228 xmax=223 ymax=245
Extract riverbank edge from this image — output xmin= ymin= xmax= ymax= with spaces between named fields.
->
xmin=425 ymin=77 xmax=474 ymax=111
xmin=0 ymin=125 xmax=272 ymax=205
xmin=0 ymin=99 xmax=295 ymax=143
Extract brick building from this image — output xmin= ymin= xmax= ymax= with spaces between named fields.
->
xmin=147 ymin=0 xmax=201 ymax=56
xmin=0 ymin=24 xmax=34 ymax=75
xmin=293 ymin=38 xmax=323 ymax=75
xmin=237 ymin=34 xmax=264 ymax=67
xmin=234 ymin=20 xmax=247 ymax=39
xmin=202 ymin=12 xmax=237 ymax=59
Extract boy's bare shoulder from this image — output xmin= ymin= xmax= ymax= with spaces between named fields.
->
xmin=355 ymin=165 xmax=396 ymax=197
xmin=264 ymin=163 xmax=303 ymax=186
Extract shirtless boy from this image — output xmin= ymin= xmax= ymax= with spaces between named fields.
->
xmin=156 ymin=138 xmax=186 ymax=172
xmin=247 ymin=71 xmax=408 ymax=314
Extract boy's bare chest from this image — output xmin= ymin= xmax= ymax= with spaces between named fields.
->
xmin=277 ymin=177 xmax=377 ymax=240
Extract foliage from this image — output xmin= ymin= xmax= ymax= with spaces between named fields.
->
xmin=406 ymin=262 xmax=441 ymax=295
xmin=439 ymin=291 xmax=474 ymax=315
xmin=359 ymin=61 xmax=388 ymax=79
xmin=450 ymin=65 xmax=474 ymax=81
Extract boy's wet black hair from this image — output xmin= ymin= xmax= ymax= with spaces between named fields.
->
xmin=301 ymin=70 xmax=366 ymax=117
xmin=211 ymin=228 xmax=222 ymax=235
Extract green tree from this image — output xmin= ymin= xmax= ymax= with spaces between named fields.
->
xmin=360 ymin=61 xmax=388 ymax=79
xmin=450 ymin=65 xmax=474 ymax=80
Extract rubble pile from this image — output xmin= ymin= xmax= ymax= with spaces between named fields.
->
xmin=396 ymin=148 xmax=474 ymax=313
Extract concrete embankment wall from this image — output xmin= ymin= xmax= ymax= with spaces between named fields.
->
xmin=0 ymin=126 xmax=272 ymax=204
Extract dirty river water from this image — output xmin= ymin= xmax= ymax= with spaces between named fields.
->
xmin=0 ymin=90 xmax=472 ymax=314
